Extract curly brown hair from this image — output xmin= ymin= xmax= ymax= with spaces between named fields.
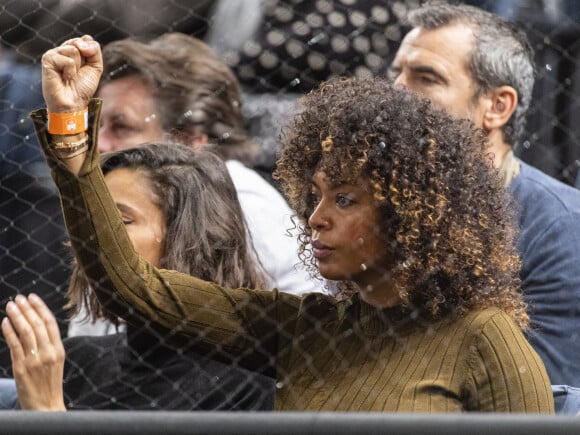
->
xmin=275 ymin=77 xmax=528 ymax=329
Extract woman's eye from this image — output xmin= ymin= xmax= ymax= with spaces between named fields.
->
xmin=310 ymin=192 xmax=321 ymax=206
xmin=336 ymin=194 xmax=354 ymax=207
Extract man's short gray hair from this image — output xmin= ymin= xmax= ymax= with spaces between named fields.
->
xmin=408 ymin=2 xmax=535 ymax=147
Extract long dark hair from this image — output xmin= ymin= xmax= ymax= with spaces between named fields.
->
xmin=68 ymin=143 xmax=268 ymax=324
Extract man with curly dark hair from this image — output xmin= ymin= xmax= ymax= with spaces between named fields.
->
xmin=389 ymin=2 xmax=580 ymax=387
xmin=13 ymin=36 xmax=553 ymax=412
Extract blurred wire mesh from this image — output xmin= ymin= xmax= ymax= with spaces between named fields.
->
xmin=0 ymin=0 xmax=579 ymax=402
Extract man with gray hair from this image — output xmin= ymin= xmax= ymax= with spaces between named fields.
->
xmin=389 ymin=1 xmax=580 ymax=386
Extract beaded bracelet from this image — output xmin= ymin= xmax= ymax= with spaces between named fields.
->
xmin=56 ymin=144 xmax=89 ymax=159
xmin=50 ymin=136 xmax=88 ymax=150
xmin=50 ymin=133 xmax=89 ymax=159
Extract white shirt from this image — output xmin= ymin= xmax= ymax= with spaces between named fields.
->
xmin=226 ymin=160 xmax=324 ymax=295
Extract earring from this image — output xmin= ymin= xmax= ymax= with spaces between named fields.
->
xmin=360 ymin=263 xmax=368 ymax=271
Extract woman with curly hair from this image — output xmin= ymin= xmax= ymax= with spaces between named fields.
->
xmin=6 ymin=36 xmax=553 ymax=412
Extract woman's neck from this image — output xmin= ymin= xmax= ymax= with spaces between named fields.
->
xmin=355 ymin=271 xmax=402 ymax=308
xmin=358 ymin=287 xmax=401 ymax=308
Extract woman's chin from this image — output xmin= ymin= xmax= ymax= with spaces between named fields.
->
xmin=317 ymin=265 xmax=353 ymax=282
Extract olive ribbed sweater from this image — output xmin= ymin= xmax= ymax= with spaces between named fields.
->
xmin=31 ymin=102 xmax=554 ymax=413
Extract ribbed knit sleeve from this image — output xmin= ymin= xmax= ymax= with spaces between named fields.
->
xmin=30 ymin=101 xmax=302 ymax=371
xmin=465 ymin=310 xmax=554 ymax=412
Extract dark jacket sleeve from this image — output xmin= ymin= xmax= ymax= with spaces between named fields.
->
xmin=512 ymin=163 xmax=580 ymax=385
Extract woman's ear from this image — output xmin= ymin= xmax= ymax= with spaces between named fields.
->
xmin=482 ymin=85 xmax=518 ymax=132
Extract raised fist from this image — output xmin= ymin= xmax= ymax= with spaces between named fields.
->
xmin=41 ymin=35 xmax=103 ymax=113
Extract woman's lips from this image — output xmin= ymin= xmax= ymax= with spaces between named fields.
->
xmin=312 ymin=240 xmax=333 ymax=259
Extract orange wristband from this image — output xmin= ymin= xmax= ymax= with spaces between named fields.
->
xmin=47 ymin=109 xmax=88 ymax=135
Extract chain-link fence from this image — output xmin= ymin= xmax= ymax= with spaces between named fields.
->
xmin=1 ymin=0 xmax=580 ymax=415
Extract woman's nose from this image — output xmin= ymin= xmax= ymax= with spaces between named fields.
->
xmin=308 ymin=202 xmax=330 ymax=231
